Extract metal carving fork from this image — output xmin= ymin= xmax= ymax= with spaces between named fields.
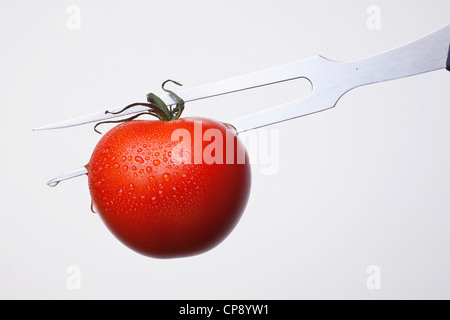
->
xmin=35 ymin=25 xmax=450 ymax=186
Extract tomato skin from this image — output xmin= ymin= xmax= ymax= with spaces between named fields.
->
xmin=87 ymin=118 xmax=251 ymax=258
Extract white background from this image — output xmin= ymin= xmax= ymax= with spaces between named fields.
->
xmin=1 ymin=0 xmax=450 ymax=299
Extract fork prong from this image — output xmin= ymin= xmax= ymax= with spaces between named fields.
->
xmin=47 ymin=167 xmax=88 ymax=187
xmin=32 ymin=58 xmax=318 ymax=131
xmin=33 ymin=105 xmax=152 ymax=131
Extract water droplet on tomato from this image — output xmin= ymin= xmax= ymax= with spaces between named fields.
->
xmin=163 ymin=173 xmax=171 ymax=181
xmin=118 ymin=189 xmax=123 ymax=197
xmin=153 ymin=159 xmax=160 ymax=166
xmin=155 ymin=152 xmax=160 ymax=157
xmin=133 ymin=173 xmax=138 ymax=178
xmin=135 ymin=156 xmax=144 ymax=163
xmin=151 ymin=196 xmax=157 ymax=202
xmin=163 ymin=157 xmax=168 ymax=162
xmin=90 ymin=201 xmax=98 ymax=214
xmin=137 ymin=148 xmax=142 ymax=153
xmin=129 ymin=183 xmax=135 ymax=191
xmin=114 ymin=163 xmax=120 ymax=169
xmin=145 ymin=156 xmax=150 ymax=160
xmin=139 ymin=169 xmax=144 ymax=174
xmin=132 ymin=166 xmax=137 ymax=171
xmin=146 ymin=166 xmax=152 ymax=173
xmin=123 ymin=165 xmax=128 ymax=172
xmin=148 ymin=175 xmax=155 ymax=182
xmin=121 ymin=156 xmax=126 ymax=162
xmin=128 ymin=156 xmax=132 ymax=161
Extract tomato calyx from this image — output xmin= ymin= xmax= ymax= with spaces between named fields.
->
xmin=147 ymin=80 xmax=185 ymax=121
xmin=94 ymin=80 xmax=185 ymax=134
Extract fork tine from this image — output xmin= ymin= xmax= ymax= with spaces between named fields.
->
xmin=32 ymin=57 xmax=320 ymax=131
xmin=47 ymin=167 xmax=88 ymax=187
xmin=33 ymin=105 xmax=152 ymax=131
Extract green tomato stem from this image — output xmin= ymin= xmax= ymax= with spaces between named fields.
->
xmin=94 ymin=80 xmax=185 ymax=134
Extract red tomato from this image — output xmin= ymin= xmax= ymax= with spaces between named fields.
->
xmin=87 ymin=118 xmax=251 ymax=258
